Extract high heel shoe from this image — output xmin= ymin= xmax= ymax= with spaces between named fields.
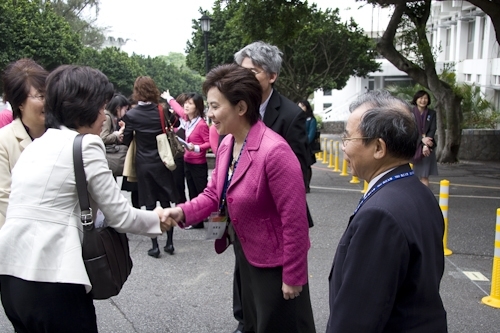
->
xmin=148 ymin=247 xmax=160 ymax=258
xmin=164 ymin=244 xmax=175 ymax=255
xmin=148 ymin=238 xmax=160 ymax=258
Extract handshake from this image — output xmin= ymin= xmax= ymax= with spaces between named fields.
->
xmin=154 ymin=207 xmax=185 ymax=233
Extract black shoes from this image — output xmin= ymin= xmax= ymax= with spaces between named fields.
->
xmin=164 ymin=244 xmax=175 ymax=255
xmin=147 ymin=246 xmax=160 ymax=258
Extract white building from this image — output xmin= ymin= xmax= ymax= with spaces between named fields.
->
xmin=314 ymin=1 xmax=500 ymax=121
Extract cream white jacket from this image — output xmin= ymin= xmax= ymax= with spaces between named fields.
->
xmin=0 ymin=127 xmax=161 ymax=292
xmin=0 ymin=118 xmax=32 ymax=227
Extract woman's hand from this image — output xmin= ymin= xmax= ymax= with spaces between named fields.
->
xmin=422 ymin=145 xmax=431 ymax=157
xmin=113 ymin=130 xmax=124 ymax=143
xmin=187 ymin=143 xmax=195 ymax=152
xmin=154 ymin=207 xmax=179 ymax=233
xmin=422 ymin=136 xmax=433 ymax=147
xmin=162 ymin=207 xmax=184 ymax=224
xmin=282 ymin=283 xmax=302 ymax=300
xmin=161 ymin=90 xmax=172 ymax=101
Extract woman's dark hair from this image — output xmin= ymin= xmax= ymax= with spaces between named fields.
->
xmin=106 ymin=94 xmax=130 ymax=116
xmin=298 ymin=99 xmax=314 ymax=118
xmin=133 ymin=76 xmax=160 ymax=103
xmin=185 ymin=92 xmax=205 ymax=118
xmin=175 ymin=93 xmax=189 ymax=106
xmin=2 ymin=58 xmax=48 ymax=120
xmin=411 ymin=90 xmax=431 ymax=107
xmin=202 ymin=64 xmax=261 ymax=126
xmin=44 ymin=65 xmax=114 ymax=129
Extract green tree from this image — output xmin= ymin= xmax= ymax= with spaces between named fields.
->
xmin=186 ymin=2 xmax=244 ymax=75
xmin=0 ymin=0 xmax=82 ymax=72
xmin=158 ymin=52 xmax=187 ymax=69
xmin=78 ymin=47 xmax=143 ymax=96
xmin=133 ymin=55 xmax=204 ymax=97
xmin=186 ymin=0 xmax=379 ymax=101
xmin=50 ymin=0 xmax=105 ymax=48
xmin=364 ymin=0 xmax=463 ymax=162
xmin=364 ymin=0 xmax=500 ymax=45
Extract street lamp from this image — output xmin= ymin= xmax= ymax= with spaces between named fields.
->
xmin=199 ymin=14 xmax=212 ymax=75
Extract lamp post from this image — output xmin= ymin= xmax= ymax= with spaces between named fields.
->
xmin=199 ymin=14 xmax=212 ymax=75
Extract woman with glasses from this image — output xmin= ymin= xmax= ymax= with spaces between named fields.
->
xmin=0 ymin=58 xmax=48 ymax=228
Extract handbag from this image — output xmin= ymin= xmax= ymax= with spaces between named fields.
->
xmin=105 ymin=144 xmax=128 ymax=177
xmin=73 ymin=134 xmax=133 ymax=300
xmin=311 ymin=131 xmax=321 ymax=153
xmin=156 ymin=105 xmax=184 ymax=171
xmin=161 ymin=105 xmax=185 ymax=160
xmin=123 ymin=135 xmax=137 ymax=182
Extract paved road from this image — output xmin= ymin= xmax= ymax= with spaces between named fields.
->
xmin=0 ymin=158 xmax=499 ymax=332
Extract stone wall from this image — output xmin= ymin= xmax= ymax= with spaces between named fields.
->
xmin=321 ymin=122 xmax=500 ymax=161
xmin=458 ymin=129 xmax=500 ymax=161
xmin=321 ymin=121 xmax=345 ymax=134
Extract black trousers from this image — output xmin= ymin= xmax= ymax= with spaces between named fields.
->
xmin=172 ymin=157 xmax=186 ymax=204
xmin=233 ymin=236 xmax=316 ymax=333
xmin=185 ymin=162 xmax=208 ymax=227
xmin=0 ymin=275 xmax=97 ymax=333
xmin=184 ymin=161 xmax=208 ymax=200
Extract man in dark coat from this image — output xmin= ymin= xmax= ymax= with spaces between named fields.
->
xmin=326 ymin=90 xmax=447 ymax=332
xmin=230 ymin=41 xmax=313 ymax=333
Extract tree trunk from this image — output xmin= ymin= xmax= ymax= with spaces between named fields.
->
xmin=433 ymin=89 xmax=463 ymax=162
xmin=375 ymin=1 xmax=463 ymax=162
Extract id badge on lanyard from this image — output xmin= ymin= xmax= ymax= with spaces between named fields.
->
xmin=205 ymin=212 xmax=228 ymax=240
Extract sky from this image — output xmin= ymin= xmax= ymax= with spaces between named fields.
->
xmin=95 ymin=0 xmax=392 ymax=57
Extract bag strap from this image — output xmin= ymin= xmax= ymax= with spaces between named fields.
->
xmin=158 ymin=104 xmax=175 ymax=134
xmin=73 ymin=134 xmax=94 ymax=230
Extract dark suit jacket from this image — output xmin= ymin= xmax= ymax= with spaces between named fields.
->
xmin=263 ymin=90 xmax=311 ymax=177
xmin=327 ymin=164 xmax=447 ymax=333
xmin=263 ymin=90 xmax=313 ymax=227
xmin=414 ymin=108 xmax=437 ymax=146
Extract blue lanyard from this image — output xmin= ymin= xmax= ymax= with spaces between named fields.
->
xmin=353 ymin=171 xmax=414 ymax=215
xmin=219 ymin=137 xmax=247 ymax=213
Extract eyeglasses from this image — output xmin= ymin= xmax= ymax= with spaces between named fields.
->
xmin=341 ymin=135 xmax=373 ymax=146
xmin=249 ymin=68 xmax=264 ymax=75
xmin=28 ymin=94 xmax=45 ymax=101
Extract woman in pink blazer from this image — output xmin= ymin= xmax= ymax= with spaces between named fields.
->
xmin=164 ymin=64 xmax=315 ymax=333
xmin=161 ymin=91 xmax=210 ymax=229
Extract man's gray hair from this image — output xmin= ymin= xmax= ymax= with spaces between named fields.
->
xmin=234 ymin=41 xmax=283 ymax=76
xmin=349 ymin=90 xmax=418 ymax=160
xmin=349 ymin=90 xmax=410 ymax=113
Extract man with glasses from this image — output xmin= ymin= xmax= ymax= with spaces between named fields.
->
xmin=327 ymin=90 xmax=447 ymax=332
xmin=230 ymin=41 xmax=313 ymax=333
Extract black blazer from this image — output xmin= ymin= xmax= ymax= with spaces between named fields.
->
xmin=414 ymin=108 xmax=437 ymax=147
xmin=263 ymin=91 xmax=313 ymax=228
xmin=327 ymin=165 xmax=447 ymax=332
xmin=122 ymin=103 xmax=163 ymax=165
xmin=263 ymin=90 xmax=311 ymax=178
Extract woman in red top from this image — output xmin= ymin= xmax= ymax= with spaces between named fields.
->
xmin=162 ymin=91 xmax=210 ymax=229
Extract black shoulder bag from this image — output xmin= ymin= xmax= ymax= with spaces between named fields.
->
xmin=73 ymin=134 xmax=133 ymax=300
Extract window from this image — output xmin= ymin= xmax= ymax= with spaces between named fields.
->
xmin=479 ymin=17 xmax=485 ymax=59
xmin=493 ymin=75 xmax=500 ymax=85
xmin=465 ymin=74 xmax=472 ymax=82
xmin=466 ymin=21 xmax=475 ymax=59
xmin=476 ymin=74 xmax=481 ymax=84
xmin=323 ymin=103 xmax=332 ymax=110
xmin=445 ymin=29 xmax=451 ymax=60
xmin=323 ymin=89 xmax=332 ymax=96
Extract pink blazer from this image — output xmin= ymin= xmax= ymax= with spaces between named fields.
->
xmin=179 ymin=121 xmax=310 ymax=286
xmin=169 ymin=98 xmax=210 ymax=164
